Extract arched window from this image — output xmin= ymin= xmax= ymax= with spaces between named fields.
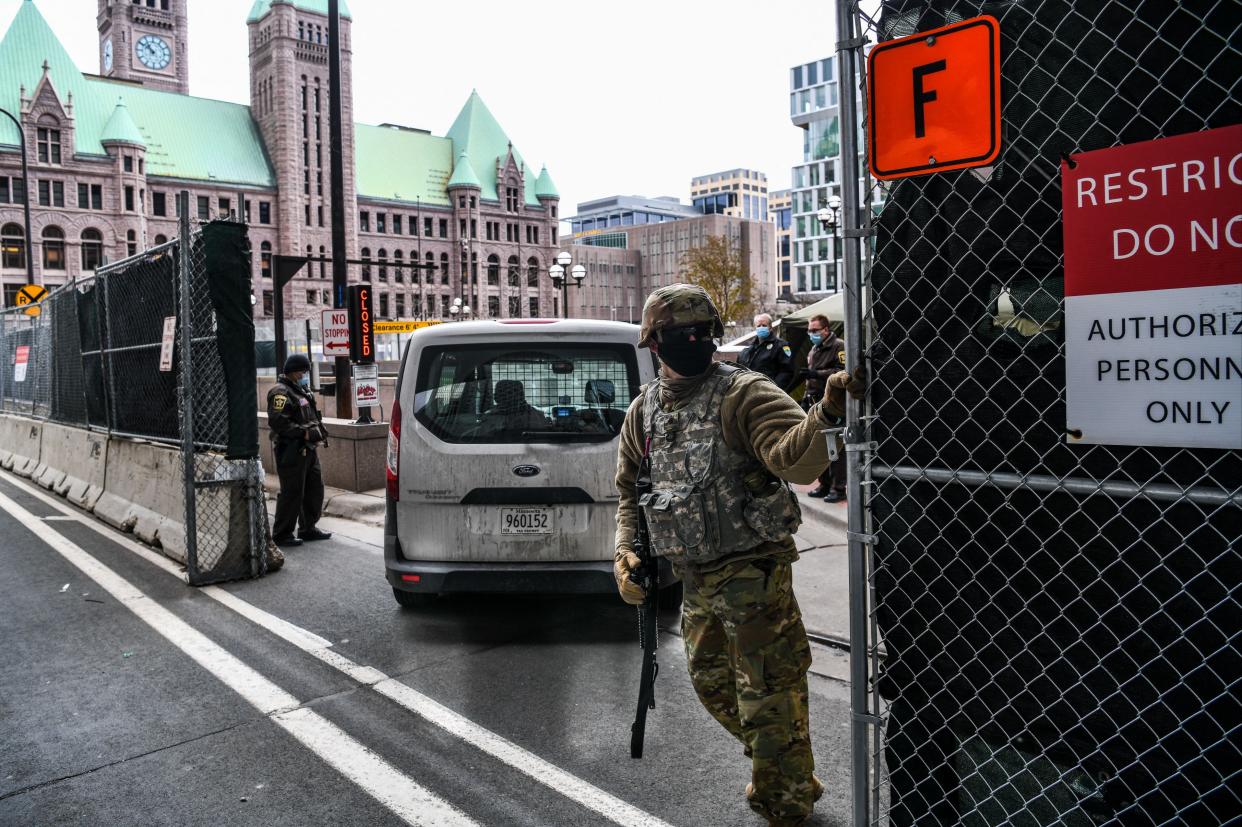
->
xmin=80 ymin=228 xmax=103 ymax=271
xmin=3 ymin=223 xmax=26 ymax=270
xmin=471 ymin=251 xmax=478 ymax=284
xmin=409 ymin=250 xmax=419 ymax=285
xmin=377 ymin=248 xmax=388 ymax=282
xmin=126 ymin=229 xmax=137 ymax=257
xmin=319 ymin=245 xmax=326 ymax=278
xmin=393 ymin=249 xmax=404 ymax=283
xmin=41 ymin=226 xmax=65 ymax=270
xmin=360 ymin=247 xmax=371 ymax=282
xmin=154 ymin=234 xmax=168 ymax=246
xmin=527 ymin=256 xmax=540 ymax=287
xmin=425 ymin=251 xmax=435 ymax=284
xmin=507 ymin=255 xmax=520 ymax=287
xmin=260 ymin=240 xmax=272 ymax=279
xmin=486 ymin=254 xmax=500 ymax=285
xmin=439 ymin=252 xmax=449 ymax=285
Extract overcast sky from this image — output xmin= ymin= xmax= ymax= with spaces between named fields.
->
xmin=6 ymin=0 xmax=839 ymax=214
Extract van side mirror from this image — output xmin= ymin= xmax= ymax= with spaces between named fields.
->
xmin=585 ymin=379 xmax=615 ymax=405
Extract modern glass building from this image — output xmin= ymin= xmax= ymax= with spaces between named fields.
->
xmin=690 ymin=169 xmax=769 ymax=221
xmin=568 ymin=195 xmax=700 ymax=237
xmin=768 ymin=189 xmax=792 ymax=300
xmin=789 ymin=55 xmax=844 ymax=297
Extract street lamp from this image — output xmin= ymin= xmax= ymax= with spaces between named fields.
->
xmin=449 ymin=296 xmax=473 ymax=321
xmin=0 ymin=107 xmax=35 ymax=286
xmin=817 ymin=194 xmax=842 ymax=290
xmin=548 ymin=250 xmax=585 ymax=319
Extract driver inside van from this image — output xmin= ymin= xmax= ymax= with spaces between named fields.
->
xmin=483 ymin=379 xmax=550 ymax=434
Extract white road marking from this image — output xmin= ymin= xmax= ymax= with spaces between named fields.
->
xmin=1 ymin=471 xmax=677 ymax=827
xmin=0 ymin=488 xmax=478 ymax=827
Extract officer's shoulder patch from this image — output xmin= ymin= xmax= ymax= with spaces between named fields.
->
xmin=782 ymin=345 xmax=792 ymax=357
xmin=272 ymin=394 xmax=288 ymax=412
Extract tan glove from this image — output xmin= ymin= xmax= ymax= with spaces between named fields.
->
xmin=613 ymin=551 xmax=647 ymax=605
xmin=822 ymin=366 xmax=867 ymax=417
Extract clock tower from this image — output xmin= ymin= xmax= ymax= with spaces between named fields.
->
xmin=97 ymin=0 xmax=190 ymax=95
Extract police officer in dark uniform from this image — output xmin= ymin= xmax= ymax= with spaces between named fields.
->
xmin=738 ymin=313 xmax=795 ymax=391
xmin=267 ymin=353 xmax=332 ymax=546
xmin=800 ymin=314 xmax=847 ymax=500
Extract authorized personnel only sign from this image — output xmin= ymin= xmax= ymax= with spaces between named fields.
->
xmin=1063 ymin=125 xmax=1242 ymax=449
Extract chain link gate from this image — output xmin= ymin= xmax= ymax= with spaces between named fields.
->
xmin=835 ymin=1 xmax=1242 ymax=824
xmin=0 ymin=200 xmax=270 ymax=585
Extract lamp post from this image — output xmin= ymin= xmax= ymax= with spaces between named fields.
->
xmin=0 ymin=107 xmax=35 ymax=286
xmin=548 ymin=250 xmax=585 ymax=319
xmin=449 ymin=296 xmax=473 ymax=322
xmin=817 ymin=193 xmax=841 ymax=291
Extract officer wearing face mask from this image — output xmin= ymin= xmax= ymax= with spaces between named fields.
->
xmin=738 ymin=313 xmax=795 ymax=391
xmin=267 ymin=353 xmax=332 ymax=547
xmin=612 ymin=284 xmax=863 ymax=827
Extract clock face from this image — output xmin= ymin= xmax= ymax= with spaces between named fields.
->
xmin=136 ymin=35 xmax=172 ymax=70
xmin=103 ymin=39 xmax=113 ymax=72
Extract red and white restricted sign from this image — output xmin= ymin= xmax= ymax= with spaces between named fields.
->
xmin=12 ymin=344 xmax=29 ymax=383
xmin=321 ymin=308 xmax=350 ymax=357
xmin=1062 ymin=124 xmax=1242 ymax=449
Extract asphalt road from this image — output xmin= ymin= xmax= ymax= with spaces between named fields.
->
xmin=0 ymin=471 xmax=855 ymax=827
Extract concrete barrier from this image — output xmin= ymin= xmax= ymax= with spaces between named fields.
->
xmin=96 ymin=437 xmax=187 ymax=560
xmin=36 ymin=422 xmax=108 ymax=509
xmin=0 ymin=415 xmax=42 ymax=478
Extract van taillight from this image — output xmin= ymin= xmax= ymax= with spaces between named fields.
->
xmin=386 ymin=398 xmax=401 ymax=501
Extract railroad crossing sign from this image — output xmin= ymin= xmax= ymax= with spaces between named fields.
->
xmin=14 ymin=284 xmax=47 ymax=317
xmin=867 ymin=15 xmax=1002 ymax=180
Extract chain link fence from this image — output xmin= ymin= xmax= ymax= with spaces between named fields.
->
xmin=834 ymin=1 xmax=1242 ymax=824
xmin=0 ymin=212 xmax=270 ymax=585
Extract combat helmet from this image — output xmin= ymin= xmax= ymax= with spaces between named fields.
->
xmin=637 ymin=283 xmax=724 ymax=348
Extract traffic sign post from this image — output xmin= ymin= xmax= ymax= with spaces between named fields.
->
xmin=867 ymin=15 xmax=1001 ymax=180
xmin=14 ymin=283 xmax=47 ymax=317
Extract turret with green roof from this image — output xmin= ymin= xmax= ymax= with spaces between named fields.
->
xmin=100 ymin=98 xmax=145 ymax=148
xmin=246 ymin=0 xmax=351 ymax=23
xmin=446 ymin=150 xmax=480 ymax=190
xmin=534 ymin=164 xmax=558 ymax=200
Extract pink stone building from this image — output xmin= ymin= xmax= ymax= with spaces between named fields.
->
xmin=0 ymin=0 xmax=563 ymax=322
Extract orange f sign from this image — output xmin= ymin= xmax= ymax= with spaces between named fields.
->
xmin=867 ymin=15 xmax=1002 ymax=180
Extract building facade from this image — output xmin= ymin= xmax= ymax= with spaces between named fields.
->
xmin=768 ymin=188 xmax=791 ymax=300
xmin=690 ymin=168 xmax=768 ymax=220
xmin=567 ymin=194 xmax=699 ymax=240
xmin=560 ymin=201 xmax=773 ymax=324
xmin=0 ymin=1 xmax=562 ymax=323
xmin=789 ymin=55 xmax=844 ymax=297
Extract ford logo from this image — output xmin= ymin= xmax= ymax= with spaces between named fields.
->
xmin=512 ymin=464 xmax=541 ymax=478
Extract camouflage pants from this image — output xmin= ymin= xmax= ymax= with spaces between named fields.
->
xmin=680 ymin=556 xmax=815 ymax=822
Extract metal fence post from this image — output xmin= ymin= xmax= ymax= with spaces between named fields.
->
xmin=178 ymin=191 xmax=200 ymax=583
xmin=835 ymin=3 xmax=872 ymax=825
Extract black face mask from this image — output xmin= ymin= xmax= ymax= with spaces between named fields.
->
xmin=657 ymin=327 xmax=717 ymax=376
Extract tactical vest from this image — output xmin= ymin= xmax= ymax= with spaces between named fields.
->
xmin=640 ymin=364 xmax=802 ymax=565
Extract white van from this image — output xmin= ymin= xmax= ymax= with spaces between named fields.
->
xmin=383 ymin=319 xmax=674 ymax=607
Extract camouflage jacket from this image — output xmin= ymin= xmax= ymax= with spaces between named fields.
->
xmin=615 ymin=364 xmax=834 ymax=573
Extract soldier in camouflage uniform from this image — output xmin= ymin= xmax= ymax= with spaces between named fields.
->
xmin=613 ymin=284 xmax=859 ymax=827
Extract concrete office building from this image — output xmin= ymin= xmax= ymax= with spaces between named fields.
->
xmin=568 ymin=194 xmax=700 ymax=241
xmin=0 ymin=1 xmax=562 ymax=321
xmin=768 ymin=188 xmax=792 ymax=301
xmin=561 ymin=198 xmax=773 ymax=324
xmin=690 ymin=168 xmax=768 ymax=220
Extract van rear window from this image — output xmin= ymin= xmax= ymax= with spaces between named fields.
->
xmin=413 ymin=343 xmax=640 ymax=443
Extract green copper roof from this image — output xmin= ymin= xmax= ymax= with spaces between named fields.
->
xmin=99 ymin=98 xmax=145 ymax=146
xmin=0 ymin=2 xmax=274 ymax=187
xmin=247 ymin=0 xmax=352 ymax=23
xmin=354 ymin=124 xmax=452 ymax=206
xmin=446 ymin=90 xmax=538 ymax=206
xmin=446 ymin=150 xmax=480 ymax=189
xmin=533 ymin=164 xmax=558 ymax=199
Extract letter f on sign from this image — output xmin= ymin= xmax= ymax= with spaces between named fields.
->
xmin=913 ymin=60 xmax=947 ymax=138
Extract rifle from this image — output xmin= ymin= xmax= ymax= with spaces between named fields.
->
xmin=629 ymin=447 xmax=659 ymax=759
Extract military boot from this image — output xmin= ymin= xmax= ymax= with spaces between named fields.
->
xmin=745 ymin=775 xmax=823 ymax=826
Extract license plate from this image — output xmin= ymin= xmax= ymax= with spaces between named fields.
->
xmin=500 ymin=507 xmax=553 ymax=535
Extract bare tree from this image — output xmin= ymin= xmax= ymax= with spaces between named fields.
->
xmin=681 ymin=235 xmax=756 ymax=330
